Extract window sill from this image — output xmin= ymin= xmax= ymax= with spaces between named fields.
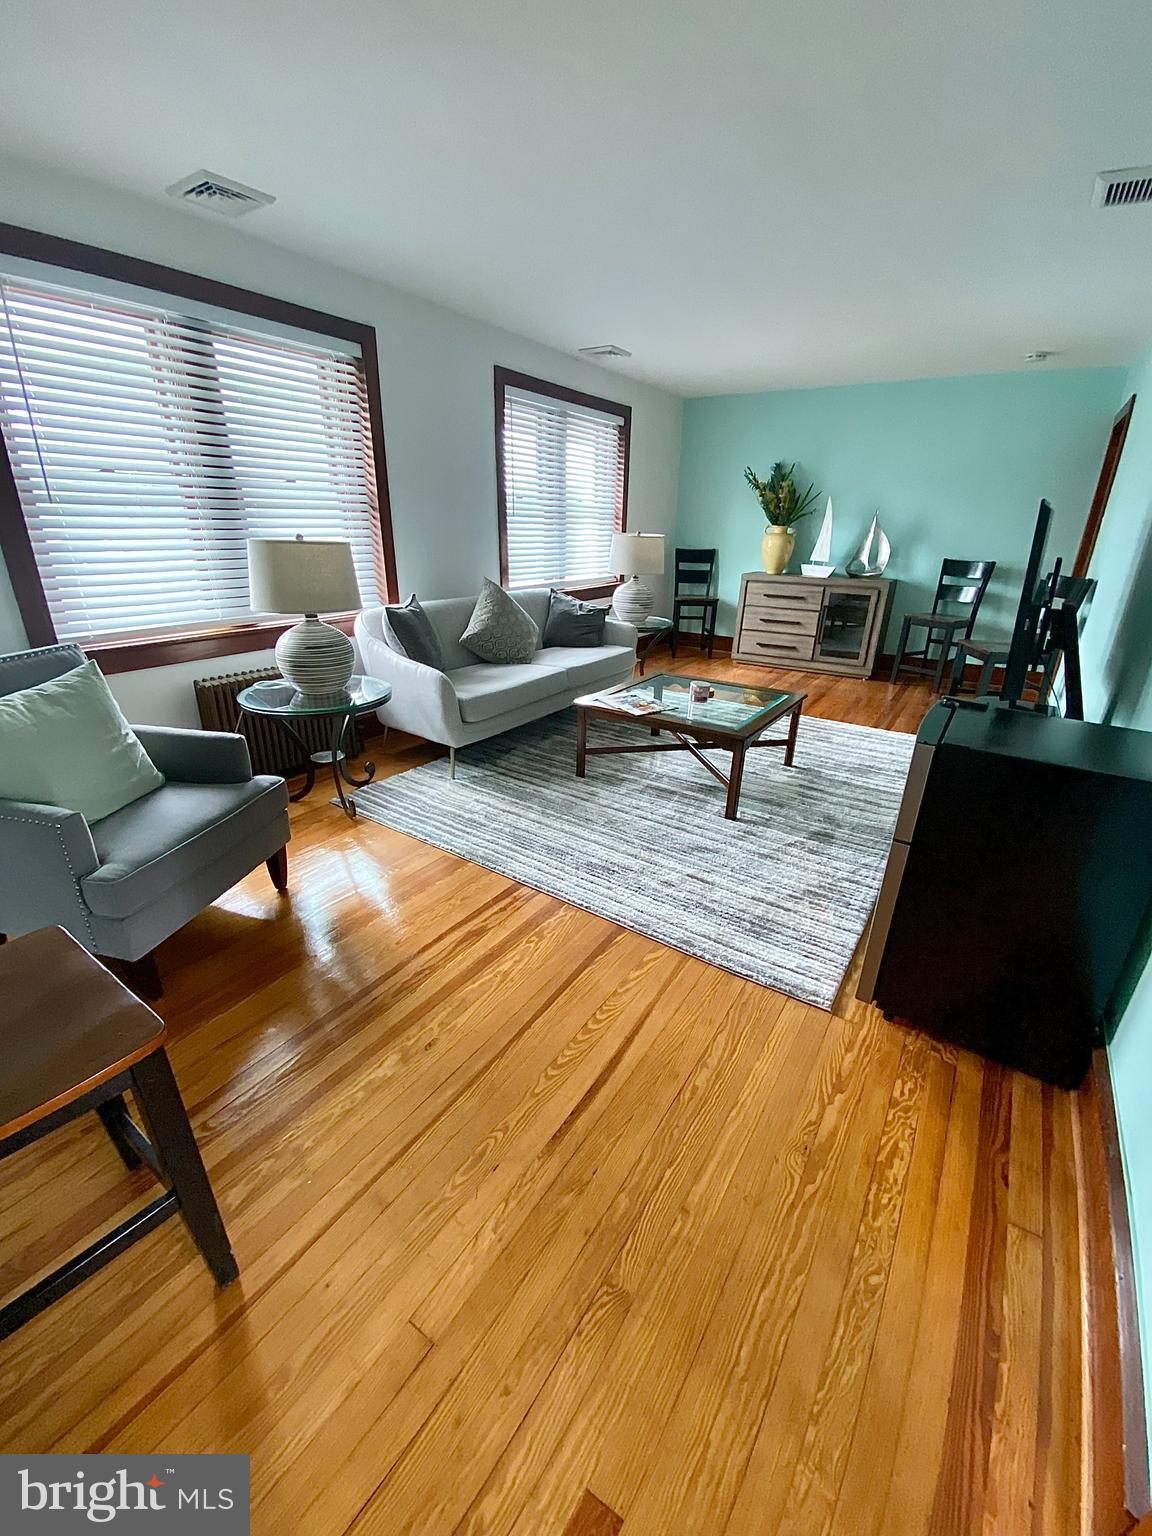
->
xmin=85 ymin=615 xmax=357 ymax=675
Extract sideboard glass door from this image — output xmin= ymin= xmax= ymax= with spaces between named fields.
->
xmin=815 ymin=589 xmax=875 ymax=664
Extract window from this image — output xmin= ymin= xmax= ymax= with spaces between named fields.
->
xmin=495 ymin=367 xmax=630 ymax=591
xmin=0 ymin=253 xmax=394 ymax=665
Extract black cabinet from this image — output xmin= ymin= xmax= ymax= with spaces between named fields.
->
xmin=858 ymin=700 xmax=1152 ymax=1086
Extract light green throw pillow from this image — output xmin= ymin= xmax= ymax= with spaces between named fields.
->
xmin=0 ymin=659 xmax=164 ymax=823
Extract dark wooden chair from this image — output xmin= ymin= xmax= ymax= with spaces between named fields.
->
xmin=671 ymin=547 xmax=719 ymax=658
xmin=0 ymin=927 xmax=238 ymax=1339
xmin=890 ymin=558 xmax=996 ymax=691
xmin=949 ymin=574 xmax=1096 ymax=701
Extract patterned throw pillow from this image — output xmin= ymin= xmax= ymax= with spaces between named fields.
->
xmin=460 ymin=578 xmax=539 ymax=664
xmin=542 ymin=589 xmax=607 ymax=648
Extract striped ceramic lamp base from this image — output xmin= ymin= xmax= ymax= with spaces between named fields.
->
xmin=611 ymin=577 xmax=654 ymax=626
xmin=275 ymin=615 xmax=356 ymax=697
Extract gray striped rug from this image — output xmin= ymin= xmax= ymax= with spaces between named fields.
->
xmin=349 ymin=710 xmax=915 ymax=1010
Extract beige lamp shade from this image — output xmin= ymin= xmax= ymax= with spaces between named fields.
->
xmin=248 ymin=536 xmax=361 ymax=616
xmin=609 ymin=531 xmax=665 ymax=577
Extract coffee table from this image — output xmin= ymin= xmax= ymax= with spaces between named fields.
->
xmin=574 ymin=673 xmax=806 ymax=820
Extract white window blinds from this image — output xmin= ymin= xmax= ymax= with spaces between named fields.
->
xmin=0 ymin=273 xmax=385 ymax=645
xmin=501 ymin=383 xmax=627 ymax=589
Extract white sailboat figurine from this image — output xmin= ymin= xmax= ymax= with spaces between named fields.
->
xmin=801 ymin=496 xmax=836 ymax=577
xmin=846 ymin=512 xmax=892 ymax=577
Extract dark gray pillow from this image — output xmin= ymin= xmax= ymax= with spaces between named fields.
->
xmin=543 ymin=589 xmax=607 ymax=648
xmin=460 ymin=578 xmax=539 ymax=664
xmin=382 ymin=594 xmax=444 ymax=671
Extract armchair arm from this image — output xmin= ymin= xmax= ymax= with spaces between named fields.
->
xmin=0 ymin=799 xmax=100 ymax=946
xmin=133 ymin=724 xmax=253 ymax=784
xmin=603 ymin=616 xmax=638 ymax=649
xmin=355 ymin=612 xmax=464 ymax=746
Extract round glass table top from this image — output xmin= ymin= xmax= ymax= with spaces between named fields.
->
xmin=235 ymin=674 xmax=392 ymax=718
xmin=636 ymin=615 xmax=673 ymax=632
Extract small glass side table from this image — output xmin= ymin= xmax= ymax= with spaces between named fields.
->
xmin=636 ymin=616 xmax=674 ymax=675
xmin=235 ymin=675 xmax=392 ymax=820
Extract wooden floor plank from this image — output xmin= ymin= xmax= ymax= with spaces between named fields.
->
xmin=0 ymin=665 xmax=1084 ymax=1536
xmin=619 ymin=1015 xmax=904 ymax=1534
xmin=983 ymin=1223 xmax=1045 ymax=1534
xmin=466 ymin=997 xmax=831 ymax=1536
xmin=829 ymin=1043 xmax=956 ymax=1536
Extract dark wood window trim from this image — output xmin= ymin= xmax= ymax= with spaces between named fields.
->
xmin=493 ymin=365 xmax=631 ymax=596
xmin=0 ymin=221 xmax=398 ymax=673
xmin=1074 ymin=394 xmax=1137 ymax=579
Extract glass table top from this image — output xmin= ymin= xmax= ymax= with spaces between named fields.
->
xmin=235 ymin=674 xmax=392 ymax=718
xmin=587 ymin=673 xmax=803 ymax=734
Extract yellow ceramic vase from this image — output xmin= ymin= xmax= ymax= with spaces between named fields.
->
xmin=761 ymin=524 xmax=795 ymax=575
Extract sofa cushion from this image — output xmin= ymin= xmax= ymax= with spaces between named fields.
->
xmin=460 ymin=579 xmax=539 ymax=664
xmin=381 ymin=594 xmax=445 ymax=670
xmin=82 ymin=777 xmax=288 ymax=918
xmin=542 ymin=589 xmax=607 ymax=647
xmin=532 ymin=644 xmax=636 ymax=688
xmin=447 ymin=663 xmax=568 ymax=724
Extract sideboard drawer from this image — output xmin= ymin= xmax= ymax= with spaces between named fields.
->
xmin=742 ymin=581 xmax=825 ymax=614
xmin=736 ymin=632 xmax=816 ymax=662
xmin=738 ymin=608 xmax=820 ymax=638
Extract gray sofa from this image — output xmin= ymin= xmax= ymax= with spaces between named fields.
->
xmin=0 ymin=644 xmax=291 ymax=993
xmin=356 ymin=588 xmax=637 ymax=767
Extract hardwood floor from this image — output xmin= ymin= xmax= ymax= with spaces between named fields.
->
xmin=0 ymin=659 xmax=1083 ymax=1535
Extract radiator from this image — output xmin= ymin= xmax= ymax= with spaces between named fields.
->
xmin=194 ymin=668 xmax=360 ymax=778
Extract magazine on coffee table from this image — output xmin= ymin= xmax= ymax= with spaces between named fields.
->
xmin=582 ymin=688 xmax=665 ymax=716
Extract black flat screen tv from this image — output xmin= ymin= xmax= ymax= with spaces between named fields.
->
xmin=1000 ymin=499 xmax=1053 ymax=707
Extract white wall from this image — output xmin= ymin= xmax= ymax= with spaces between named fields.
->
xmin=0 ymin=154 xmax=683 ymax=724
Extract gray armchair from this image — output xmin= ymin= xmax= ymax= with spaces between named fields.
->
xmin=0 ymin=644 xmax=291 ymax=995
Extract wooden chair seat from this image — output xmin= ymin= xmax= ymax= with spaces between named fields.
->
xmin=0 ymin=928 xmax=238 ymax=1338
xmin=902 ymin=611 xmax=970 ymax=630
xmin=1 ymin=929 xmax=166 ymax=1141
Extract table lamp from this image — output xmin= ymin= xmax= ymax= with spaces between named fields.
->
xmin=609 ymin=532 xmax=665 ymax=626
xmin=248 ymin=535 xmax=361 ymax=697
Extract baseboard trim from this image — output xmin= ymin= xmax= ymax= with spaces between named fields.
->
xmin=670 ymin=637 xmax=994 ymax=687
xmin=1076 ymin=1048 xmax=1150 ymax=1535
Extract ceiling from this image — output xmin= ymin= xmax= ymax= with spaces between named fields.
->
xmin=1 ymin=0 xmax=1150 ymax=396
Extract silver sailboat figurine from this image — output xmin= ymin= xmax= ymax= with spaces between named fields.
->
xmin=847 ymin=513 xmax=891 ymax=577
xmin=801 ymin=496 xmax=835 ymax=577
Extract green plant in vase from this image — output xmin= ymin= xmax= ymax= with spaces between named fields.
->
xmin=745 ymin=462 xmax=819 ymax=573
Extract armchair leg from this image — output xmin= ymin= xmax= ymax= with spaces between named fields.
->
xmin=266 ymin=845 xmax=289 ymax=892
xmin=108 ymin=952 xmax=163 ymax=1002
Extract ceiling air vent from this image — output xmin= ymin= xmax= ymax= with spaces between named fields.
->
xmin=578 ymin=343 xmax=632 ymax=359
xmin=1092 ymin=167 xmax=1152 ymax=209
xmin=165 ymin=170 xmax=276 ymax=217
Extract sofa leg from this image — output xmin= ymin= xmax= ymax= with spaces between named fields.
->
xmin=266 ymin=845 xmax=289 ymax=892
xmin=109 ymin=952 xmax=163 ymax=1003
xmin=449 ymin=747 xmax=457 ymax=781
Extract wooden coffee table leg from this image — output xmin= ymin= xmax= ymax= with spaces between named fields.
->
xmin=576 ymin=708 xmax=587 ymax=777
xmin=784 ymin=702 xmax=802 ymax=766
xmin=724 ymin=741 xmax=747 ymax=820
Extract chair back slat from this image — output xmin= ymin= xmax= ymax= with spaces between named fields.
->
xmin=931 ymin=559 xmax=996 ymax=632
xmin=674 ymin=547 xmax=717 ymax=597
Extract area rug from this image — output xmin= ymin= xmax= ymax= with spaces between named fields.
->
xmin=349 ymin=710 xmax=916 ymax=1009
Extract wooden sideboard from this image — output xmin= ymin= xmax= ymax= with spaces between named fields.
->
xmin=732 ymin=572 xmax=894 ymax=677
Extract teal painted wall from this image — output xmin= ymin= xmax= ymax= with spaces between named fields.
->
xmin=1082 ymin=343 xmax=1152 ymax=1486
xmin=676 ymin=369 xmax=1125 ymax=646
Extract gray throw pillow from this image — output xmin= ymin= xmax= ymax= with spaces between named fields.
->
xmin=543 ymin=589 xmax=607 ymax=648
xmin=382 ymin=594 xmax=445 ymax=670
xmin=460 ymin=578 xmax=539 ymax=664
